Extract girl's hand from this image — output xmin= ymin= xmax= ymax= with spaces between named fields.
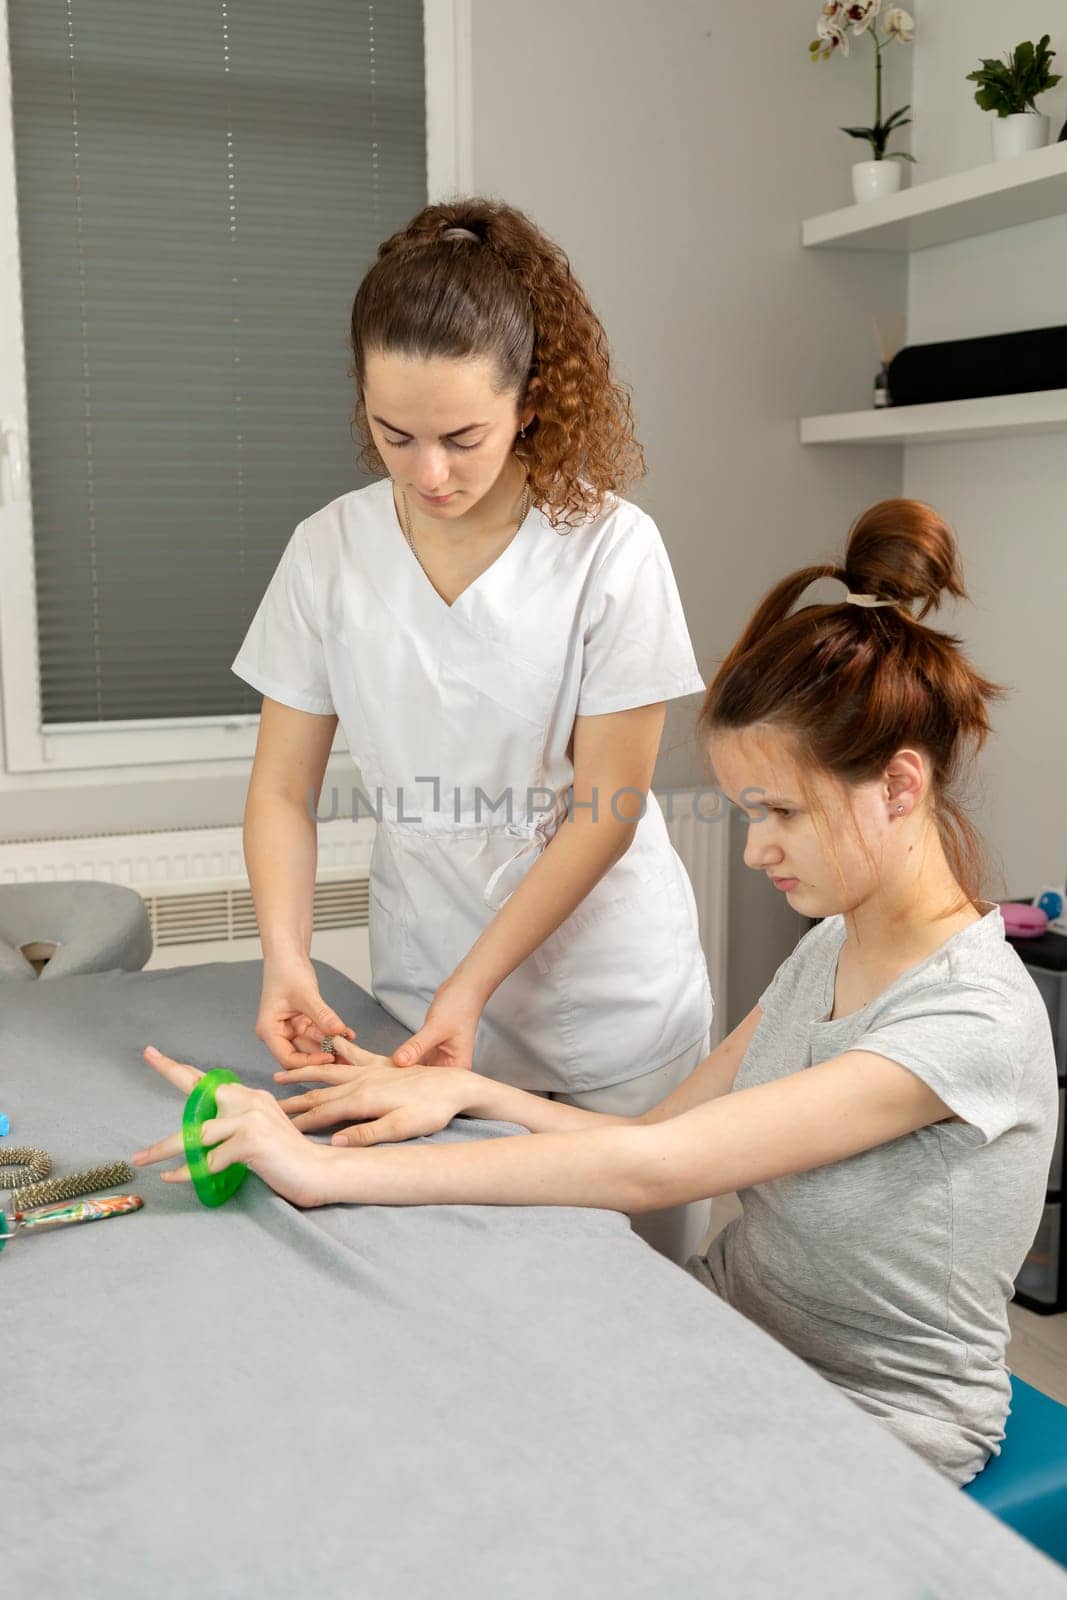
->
xmin=391 ymin=981 xmax=484 ymax=1071
xmin=133 ymin=1045 xmax=335 ymax=1208
xmin=257 ymin=955 xmax=357 ymax=1076
xmin=280 ymin=1047 xmax=475 ymax=1147
xmin=270 ymin=1018 xmax=384 ymax=1088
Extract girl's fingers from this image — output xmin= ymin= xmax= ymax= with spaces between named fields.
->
xmin=273 ymin=1060 xmax=325 ymax=1082
xmin=284 ymin=1085 xmax=358 ymax=1130
xmin=278 ymin=1082 xmax=352 ymax=1114
xmin=279 ymin=1090 xmax=334 ymax=1115
xmin=290 ymin=1102 xmax=365 ymax=1133
xmin=329 ymin=1035 xmax=366 ymax=1067
xmin=289 ymin=1108 xmax=330 ymax=1131
xmin=132 ymin=1130 xmax=185 ymax=1166
xmin=331 ymin=1111 xmax=411 ymax=1148
xmin=278 ymin=1090 xmax=316 ymax=1115
xmin=142 ymin=1046 xmax=204 ymax=1095
xmin=273 ymin=1061 xmax=352 ymax=1085
xmin=214 ymin=1084 xmax=262 ymax=1118
xmin=199 ymin=1121 xmax=248 ymax=1167
xmin=134 ymin=1089 xmax=251 ymax=1169
xmin=160 ymin=1162 xmax=192 ymax=1183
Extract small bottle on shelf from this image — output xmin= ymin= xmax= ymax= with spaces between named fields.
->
xmin=871 ymin=315 xmax=903 ymax=410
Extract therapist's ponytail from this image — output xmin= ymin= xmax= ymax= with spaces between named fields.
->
xmin=700 ymin=498 xmax=1006 ymax=901
xmin=349 ymin=198 xmax=644 ymax=529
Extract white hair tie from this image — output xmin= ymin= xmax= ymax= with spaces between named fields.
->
xmin=440 ymin=226 xmax=481 ymax=243
xmin=845 ymin=591 xmax=896 ymax=608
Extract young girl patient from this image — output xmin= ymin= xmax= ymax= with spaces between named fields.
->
xmin=135 ymin=497 xmax=1058 ymax=1487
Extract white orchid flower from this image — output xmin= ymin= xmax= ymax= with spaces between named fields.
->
xmin=883 ymin=7 xmax=915 ymax=42
xmin=844 ymin=1 xmax=881 ymax=35
xmin=816 ymin=14 xmax=849 ymax=55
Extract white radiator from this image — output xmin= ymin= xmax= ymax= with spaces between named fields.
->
xmin=0 ymin=788 xmax=728 ymax=1032
xmin=661 ymin=789 xmax=730 ymax=1045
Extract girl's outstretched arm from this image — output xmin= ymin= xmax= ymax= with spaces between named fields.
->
xmin=134 ymin=1033 xmax=954 ymax=1215
xmin=296 ymin=1045 xmax=956 ymax=1212
xmin=319 ymin=1049 xmax=959 ymax=1209
xmin=282 ymin=1006 xmax=763 ymax=1146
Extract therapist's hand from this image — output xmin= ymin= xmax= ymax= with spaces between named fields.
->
xmin=133 ymin=1045 xmax=336 ymax=1208
xmin=281 ymin=1045 xmax=475 ymax=1147
xmin=391 ymin=980 xmax=483 ymax=1071
xmin=257 ymin=954 xmax=357 ymax=1076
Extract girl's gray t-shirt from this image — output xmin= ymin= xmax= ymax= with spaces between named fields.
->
xmin=688 ymin=905 xmax=1059 ymax=1485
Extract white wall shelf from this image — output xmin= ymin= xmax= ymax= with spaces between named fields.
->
xmin=800 ymin=388 xmax=1067 ymax=446
xmin=802 ymin=141 xmax=1067 ymax=253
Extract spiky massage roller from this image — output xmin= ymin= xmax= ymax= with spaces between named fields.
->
xmin=0 ymin=1147 xmax=53 ymax=1190
xmin=12 ymin=1160 xmax=133 ymax=1212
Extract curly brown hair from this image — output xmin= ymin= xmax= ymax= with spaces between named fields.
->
xmin=348 ymin=198 xmax=645 ymax=529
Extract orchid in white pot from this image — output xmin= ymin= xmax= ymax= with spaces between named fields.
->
xmin=809 ymin=2 xmax=917 ymax=203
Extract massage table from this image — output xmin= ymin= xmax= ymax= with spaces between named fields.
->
xmin=3 ymin=958 xmax=1066 ymax=1598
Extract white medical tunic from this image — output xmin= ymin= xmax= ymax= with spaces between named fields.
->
xmin=231 ymin=478 xmax=712 ymax=1093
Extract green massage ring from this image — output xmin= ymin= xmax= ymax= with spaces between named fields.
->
xmin=182 ymin=1069 xmax=249 ymax=1208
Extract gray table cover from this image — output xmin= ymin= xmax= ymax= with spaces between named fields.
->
xmin=2 ymin=959 xmax=1066 ymax=1600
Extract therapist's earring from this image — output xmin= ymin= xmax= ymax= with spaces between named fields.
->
xmin=518 ymin=423 xmax=527 ymax=439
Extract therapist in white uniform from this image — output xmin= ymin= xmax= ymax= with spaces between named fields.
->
xmin=231 ymin=197 xmax=713 ymax=1260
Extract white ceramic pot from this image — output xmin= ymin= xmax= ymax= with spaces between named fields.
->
xmin=851 ymin=159 xmax=903 ymax=204
xmin=991 ymin=112 xmax=1050 ymax=161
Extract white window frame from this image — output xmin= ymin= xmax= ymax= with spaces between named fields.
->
xmin=0 ymin=0 xmax=471 ymax=777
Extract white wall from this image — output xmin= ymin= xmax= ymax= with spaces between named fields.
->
xmin=903 ymin=1 xmax=1067 ymax=898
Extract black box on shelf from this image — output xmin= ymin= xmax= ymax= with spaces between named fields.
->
xmin=887 ymin=324 xmax=1067 ymax=407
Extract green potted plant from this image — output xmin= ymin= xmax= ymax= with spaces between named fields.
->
xmin=966 ymin=35 xmax=1061 ymax=162
xmin=809 ymin=2 xmax=917 ymax=204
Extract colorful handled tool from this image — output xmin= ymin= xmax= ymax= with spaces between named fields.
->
xmin=0 ymin=1193 xmax=143 ymax=1253
xmin=182 ymin=1068 xmax=249 ymax=1208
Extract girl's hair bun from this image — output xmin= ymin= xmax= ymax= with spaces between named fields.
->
xmin=843 ymin=498 xmax=966 ymax=621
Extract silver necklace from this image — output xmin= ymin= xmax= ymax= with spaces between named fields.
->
xmin=401 ymin=476 xmax=532 ymax=581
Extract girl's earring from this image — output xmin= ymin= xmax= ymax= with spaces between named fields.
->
xmin=518 ymin=423 xmax=527 ymax=439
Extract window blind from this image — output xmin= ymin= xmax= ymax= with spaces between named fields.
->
xmin=8 ymin=0 xmax=426 ymax=724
